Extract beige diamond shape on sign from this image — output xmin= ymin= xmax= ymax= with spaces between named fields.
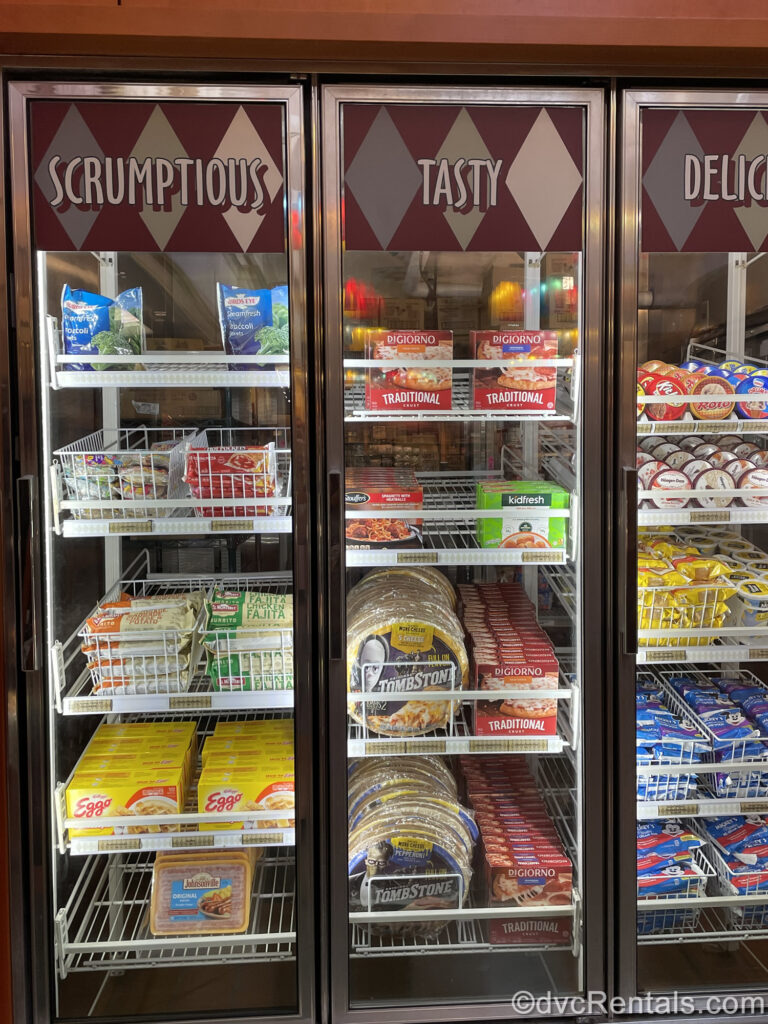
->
xmin=734 ymin=113 xmax=768 ymax=252
xmin=436 ymin=107 xmax=491 ymax=250
xmin=130 ymin=105 xmax=188 ymax=251
xmin=505 ymin=110 xmax=582 ymax=251
xmin=216 ymin=106 xmax=284 ymax=253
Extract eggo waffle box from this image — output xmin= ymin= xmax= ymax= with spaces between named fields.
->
xmin=197 ymin=762 xmax=294 ymax=831
xmin=66 ymin=767 xmax=185 ymax=837
xmin=476 ymin=481 xmax=569 ymax=550
xmin=471 ymin=330 xmax=558 ymax=412
xmin=365 ymin=330 xmax=453 ymax=411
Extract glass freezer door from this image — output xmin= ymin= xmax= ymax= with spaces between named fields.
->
xmin=622 ymin=89 xmax=768 ymax=1004
xmin=322 ymin=86 xmax=606 ymax=1021
xmin=8 ymin=82 xmax=314 ymax=1023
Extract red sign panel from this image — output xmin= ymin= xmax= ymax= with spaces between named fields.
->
xmin=30 ymin=100 xmax=286 ymax=253
xmin=342 ymin=104 xmax=584 ymax=252
xmin=642 ymin=107 xmax=768 ymax=253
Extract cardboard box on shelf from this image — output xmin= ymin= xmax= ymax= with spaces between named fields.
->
xmin=120 ymin=389 xmax=224 ymax=424
xmin=379 ymin=298 xmax=425 ymax=331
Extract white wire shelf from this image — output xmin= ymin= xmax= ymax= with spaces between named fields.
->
xmin=638 ymin=502 xmax=768 ymax=526
xmin=636 ymin=796 xmax=768 ymax=819
xmin=46 ymin=315 xmax=291 ymax=390
xmin=52 ymin=426 xmax=292 ymax=538
xmin=636 ymin=645 xmax=768 ymax=665
xmin=350 ymin=908 xmax=575 ymax=957
xmin=343 ymin=373 xmax=574 ymax=424
xmin=55 ymin=852 xmax=295 ymax=977
xmin=57 ymin=707 xmax=296 ymax=856
xmin=60 ymin=672 xmax=295 ymax=716
xmin=347 ymin=701 xmax=570 ymax=757
xmin=345 ymin=473 xmax=570 ymax=568
xmin=638 ymin=418 xmax=768 ymax=436
xmin=52 ymin=555 xmax=295 ymax=717
xmin=541 ymin=564 xmax=578 ymax=623
xmin=637 ymin=905 xmax=768 ymax=944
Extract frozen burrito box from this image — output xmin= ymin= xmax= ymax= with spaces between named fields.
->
xmin=476 ymin=481 xmax=569 ymax=550
xmin=206 ymin=650 xmax=294 ymax=692
xmin=150 ymin=850 xmax=254 ymax=936
xmin=364 ymin=330 xmax=453 ymax=412
xmin=346 ymin=571 xmax=468 ymax=737
xmin=203 ymin=590 xmax=293 ymax=649
xmin=65 ymin=767 xmax=185 ymax=837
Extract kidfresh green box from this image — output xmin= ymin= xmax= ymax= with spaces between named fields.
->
xmin=476 ymin=481 xmax=569 ymax=550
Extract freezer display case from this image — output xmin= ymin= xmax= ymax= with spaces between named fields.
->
xmin=7 ymin=83 xmax=314 ymax=1023
xmin=621 ymin=89 xmax=768 ymax=1001
xmin=322 ymin=86 xmax=606 ymax=1020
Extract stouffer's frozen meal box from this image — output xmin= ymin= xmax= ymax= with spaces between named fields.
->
xmin=344 ymin=468 xmax=424 ymax=549
xmin=471 ymin=330 xmax=558 ymax=411
xmin=459 ymin=583 xmax=560 ymax=736
xmin=365 ymin=330 xmax=453 ymax=411
xmin=476 ymin=481 xmax=569 ymax=550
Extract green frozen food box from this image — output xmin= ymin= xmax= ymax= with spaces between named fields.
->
xmin=476 ymin=481 xmax=569 ymax=550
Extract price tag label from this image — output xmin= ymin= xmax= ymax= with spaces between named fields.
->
xmin=211 ymin=520 xmax=253 ymax=532
xmin=109 ymin=520 xmax=152 ymax=534
xmin=742 ymin=801 xmax=768 ymax=814
xmin=396 ymin=551 xmax=438 ymax=564
xmin=658 ymin=803 xmax=698 ymax=817
xmin=660 ymin=422 xmax=689 ymax=434
xmin=79 ymin=698 xmax=113 ymax=713
xmin=521 ymin=550 xmax=558 ymax=563
xmin=243 ymin=832 xmax=284 ymax=845
xmin=691 ymin=510 xmax=730 ymax=523
xmin=171 ymin=835 xmax=210 ymax=849
xmin=97 ymin=838 xmax=141 ymax=852
xmin=170 ymin=694 xmax=212 ymax=710
xmin=644 ymin=650 xmax=687 ymax=662
xmin=750 ymin=648 xmax=768 ymax=660
xmin=707 ymin=422 xmax=730 ymax=433
xmin=408 ymin=740 xmax=446 ymax=754
xmin=636 ymin=423 xmax=651 ymax=435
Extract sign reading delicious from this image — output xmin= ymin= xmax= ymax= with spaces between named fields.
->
xmin=641 ymin=107 xmax=768 ymax=252
xmin=29 ymin=100 xmax=286 ymax=253
xmin=342 ymin=104 xmax=584 ymax=252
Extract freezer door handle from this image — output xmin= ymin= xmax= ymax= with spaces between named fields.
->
xmin=622 ymin=466 xmax=638 ymax=656
xmin=16 ymin=475 xmax=40 ymax=673
xmin=328 ymin=470 xmax=345 ymax=661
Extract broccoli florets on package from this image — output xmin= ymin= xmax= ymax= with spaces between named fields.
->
xmin=217 ymin=283 xmax=290 ymax=369
xmin=61 ymin=285 xmax=143 ymax=371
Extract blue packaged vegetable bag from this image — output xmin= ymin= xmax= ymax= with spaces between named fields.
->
xmin=217 ymin=284 xmax=273 ymax=370
xmin=61 ymin=285 xmax=143 ymax=371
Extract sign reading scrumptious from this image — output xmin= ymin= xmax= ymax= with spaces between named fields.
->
xmin=641 ymin=107 xmax=768 ymax=252
xmin=29 ymin=100 xmax=287 ymax=252
xmin=342 ymin=104 xmax=584 ymax=251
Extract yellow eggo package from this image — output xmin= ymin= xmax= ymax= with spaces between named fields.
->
xmin=201 ymin=736 xmax=294 ymax=765
xmin=198 ymin=761 xmax=294 ymax=831
xmin=66 ymin=767 xmax=185 ymax=837
xmin=212 ymin=720 xmax=293 ymax=737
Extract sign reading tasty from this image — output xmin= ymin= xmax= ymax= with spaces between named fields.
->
xmin=343 ymin=104 xmax=584 ymax=251
xmin=30 ymin=100 xmax=286 ymax=252
xmin=642 ymin=107 xmax=768 ymax=252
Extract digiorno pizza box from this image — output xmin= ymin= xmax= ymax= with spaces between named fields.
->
xmin=365 ymin=329 xmax=453 ymax=411
xmin=471 ymin=330 xmax=558 ymax=411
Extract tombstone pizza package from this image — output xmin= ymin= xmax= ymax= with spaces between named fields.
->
xmin=471 ymin=330 xmax=558 ymax=411
xmin=365 ymin=330 xmax=453 ymax=411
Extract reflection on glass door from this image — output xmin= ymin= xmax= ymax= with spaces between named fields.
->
xmin=9 ymin=82 xmax=313 ymax=1023
xmin=625 ymin=92 xmax=768 ymax=1000
xmin=323 ymin=86 xmax=605 ymax=1019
